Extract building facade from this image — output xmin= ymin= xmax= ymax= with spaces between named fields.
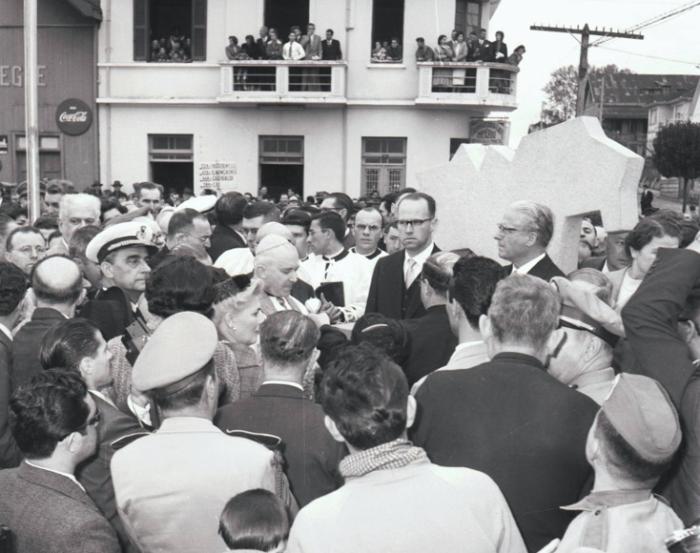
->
xmin=97 ymin=0 xmax=518 ymax=199
xmin=0 ymin=0 xmax=100 ymax=187
xmin=646 ymin=78 xmax=700 ymax=153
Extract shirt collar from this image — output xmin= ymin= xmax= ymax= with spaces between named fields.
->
xmin=562 ymin=489 xmax=653 ymax=512
xmin=0 ymin=322 xmax=13 ymax=342
xmin=24 ymin=461 xmax=86 ymax=493
xmin=512 ymin=252 xmax=546 ymax=275
xmin=454 ymin=340 xmax=485 ymax=353
xmin=405 ymin=242 xmax=434 ymax=268
xmin=322 ymin=248 xmax=349 ymax=262
xmin=261 ymin=380 xmax=304 ymax=391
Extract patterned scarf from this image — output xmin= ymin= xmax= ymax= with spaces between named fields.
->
xmin=339 ymin=438 xmax=429 ymax=479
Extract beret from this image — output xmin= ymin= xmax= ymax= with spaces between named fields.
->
xmin=214 ymin=248 xmax=254 ymax=276
xmin=132 ymin=311 xmax=218 ymax=392
xmin=601 ymin=373 xmax=681 ymax=463
xmin=176 ymin=194 xmax=217 ymax=214
xmin=86 ymin=221 xmax=160 ymax=263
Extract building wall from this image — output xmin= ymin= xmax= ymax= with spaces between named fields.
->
xmin=0 ymin=0 xmax=98 ymax=187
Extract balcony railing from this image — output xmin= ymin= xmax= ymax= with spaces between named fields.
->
xmin=416 ymin=62 xmax=519 ymax=110
xmin=218 ymin=60 xmax=347 ymax=105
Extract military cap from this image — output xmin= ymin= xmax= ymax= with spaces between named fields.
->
xmin=86 ymin=221 xmax=160 ymax=263
xmin=176 ymin=194 xmax=217 ymax=214
xmin=601 ymin=373 xmax=681 ymax=463
xmin=132 ymin=311 xmax=218 ymax=393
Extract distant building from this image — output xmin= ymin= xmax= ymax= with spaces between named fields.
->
xmin=646 ymin=78 xmax=700 ymax=152
xmin=0 ymin=0 xmax=101 ymax=186
xmin=97 ymin=0 xmax=519 ymax=200
xmin=589 ymin=73 xmax=699 ymax=157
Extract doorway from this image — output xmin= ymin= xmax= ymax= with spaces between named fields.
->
xmin=264 ymin=0 xmax=309 ymax=37
xmin=259 ymin=136 xmax=304 ymax=200
xmin=260 ymin=164 xmax=304 ymax=201
xmin=151 ymin=161 xmax=194 ymax=196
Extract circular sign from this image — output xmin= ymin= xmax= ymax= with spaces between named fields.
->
xmin=55 ymin=98 xmax=93 ymax=136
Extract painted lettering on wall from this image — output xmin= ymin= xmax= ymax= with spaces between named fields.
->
xmin=0 ymin=65 xmax=47 ymax=87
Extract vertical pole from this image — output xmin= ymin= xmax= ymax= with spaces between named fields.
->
xmin=575 ymin=24 xmax=590 ymax=116
xmin=23 ymin=0 xmax=41 ymax=222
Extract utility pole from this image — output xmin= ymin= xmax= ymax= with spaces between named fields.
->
xmin=530 ymin=24 xmax=643 ymax=116
xmin=24 ymin=0 xmax=41 ymax=222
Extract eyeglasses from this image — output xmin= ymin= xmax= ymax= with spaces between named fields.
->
xmin=356 ymin=224 xmax=381 ymax=232
xmin=396 ymin=218 xmax=432 ymax=229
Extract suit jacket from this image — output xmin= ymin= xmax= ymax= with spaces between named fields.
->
xmin=12 ymin=307 xmax=67 ymax=390
xmin=412 ymin=352 xmax=597 ymax=552
xmin=321 ymin=39 xmax=342 ymax=60
xmin=580 ymin=255 xmax=605 ymax=271
xmin=77 ymin=392 xmax=147 ymax=551
xmin=303 ymin=34 xmax=322 ymax=59
xmin=0 ymin=333 xmax=20 ymax=468
xmin=503 ymin=253 xmax=566 ymax=282
xmin=79 ymin=286 xmax=135 ymax=341
xmin=208 ymin=224 xmax=246 ymax=262
xmin=366 ymin=245 xmax=440 ymax=320
xmin=0 ymin=462 xmax=121 ymax=553
xmin=399 ymin=305 xmax=457 ymax=386
xmin=215 ymin=383 xmax=345 ymax=507
xmin=622 ymin=248 xmax=700 ymax=524
xmin=490 ymin=40 xmax=508 ymax=62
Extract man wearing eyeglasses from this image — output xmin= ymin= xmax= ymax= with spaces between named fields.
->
xmin=0 ymin=369 xmax=121 ymax=553
xmin=4 ymin=226 xmax=46 ymax=275
xmin=366 ymin=192 xmax=439 ymax=319
xmin=494 ymin=201 xmax=565 ymax=281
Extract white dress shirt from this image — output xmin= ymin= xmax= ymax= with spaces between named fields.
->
xmin=0 ymin=322 xmax=13 ymax=342
xmin=511 ymin=252 xmax=546 ymax=275
xmin=283 ymin=41 xmax=305 ymax=60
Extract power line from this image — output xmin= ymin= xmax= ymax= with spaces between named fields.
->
xmin=591 ymin=0 xmax=700 ymax=46
xmin=597 ymin=45 xmax=700 ymax=67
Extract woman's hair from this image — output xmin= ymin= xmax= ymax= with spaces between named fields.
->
xmin=212 ymin=277 xmax=263 ymax=326
xmin=260 ymin=310 xmax=320 ymax=366
xmin=421 ymin=251 xmax=460 ymax=295
xmin=219 ymin=489 xmax=289 ymax=552
xmin=351 ymin=313 xmax=410 ymax=367
xmin=146 ymin=256 xmax=215 ymax=319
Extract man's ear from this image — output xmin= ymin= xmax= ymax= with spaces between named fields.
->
xmin=478 ymin=314 xmax=492 ymax=339
xmin=78 ymin=356 xmax=93 ymax=381
xmin=546 ymin=328 xmax=565 ymax=357
xmin=405 ymin=395 xmax=417 ymax=430
xmin=100 ymin=261 xmax=114 ymax=280
xmin=323 ymin=415 xmax=345 ymax=444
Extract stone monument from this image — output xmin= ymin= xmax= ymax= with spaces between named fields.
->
xmin=416 ymin=116 xmax=643 ymax=273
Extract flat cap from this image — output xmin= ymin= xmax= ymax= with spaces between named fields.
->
xmin=176 ymin=194 xmax=217 ymax=214
xmin=86 ymin=221 xmax=160 ymax=263
xmin=132 ymin=312 xmax=218 ymax=392
xmin=601 ymin=373 xmax=681 ymax=463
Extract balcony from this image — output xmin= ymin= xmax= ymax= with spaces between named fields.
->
xmin=218 ymin=60 xmax=347 ymax=106
xmin=415 ymin=62 xmax=518 ymax=111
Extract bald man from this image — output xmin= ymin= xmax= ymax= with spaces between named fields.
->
xmin=254 ymin=235 xmax=331 ymax=325
xmin=12 ymin=256 xmax=85 ymax=389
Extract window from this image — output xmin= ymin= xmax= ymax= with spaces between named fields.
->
xmin=16 ymin=134 xmax=62 ymax=182
xmin=455 ymin=0 xmax=482 ymax=36
xmin=370 ymin=0 xmax=405 ymax=63
xmin=259 ymin=136 xmax=304 ymax=200
xmin=133 ymin=0 xmax=207 ymax=62
xmin=148 ymin=134 xmax=194 ymax=195
xmin=264 ymin=0 xmax=309 ymax=38
xmin=259 ymin=136 xmax=304 ymax=164
xmin=361 ymin=137 xmax=406 ymax=196
xmin=450 ymin=138 xmax=470 ymax=160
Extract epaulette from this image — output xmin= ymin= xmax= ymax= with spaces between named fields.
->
xmin=111 ymin=431 xmax=151 ymax=451
xmin=225 ymin=429 xmax=282 ymax=450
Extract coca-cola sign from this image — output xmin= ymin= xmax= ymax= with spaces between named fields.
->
xmin=55 ymin=98 xmax=92 ymax=136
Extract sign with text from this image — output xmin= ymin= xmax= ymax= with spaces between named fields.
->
xmin=197 ymin=161 xmax=237 ymax=194
xmin=0 ymin=65 xmax=47 ymax=87
xmin=55 ymin=98 xmax=93 ymax=136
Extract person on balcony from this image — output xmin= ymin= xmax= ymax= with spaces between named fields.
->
xmin=242 ymin=35 xmax=257 ymax=59
xmin=490 ymin=31 xmax=508 ymax=62
xmin=415 ymin=37 xmax=434 ymax=62
xmin=256 ymin=26 xmax=269 ymax=59
xmin=447 ymin=29 xmax=459 ymax=51
xmin=434 ymin=35 xmax=454 ymax=62
xmin=322 ymin=29 xmax=342 ymax=60
xmin=386 ymin=38 xmax=403 ymax=62
xmin=453 ymin=32 xmax=468 ymax=62
xmin=507 ymin=45 xmax=526 ymax=66
xmin=466 ymin=31 xmax=480 ymax=61
xmin=266 ymin=28 xmax=283 ymax=60
xmin=302 ymin=23 xmax=322 ymax=60
xmin=372 ymin=41 xmax=387 ymax=62
xmin=225 ymin=36 xmax=241 ymax=61
xmin=475 ymin=28 xmax=491 ymax=61
xmin=283 ymin=32 xmax=305 ymax=61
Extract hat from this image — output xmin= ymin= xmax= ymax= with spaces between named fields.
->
xmin=552 ymin=277 xmax=624 ymax=343
xmin=112 ymin=181 xmax=123 ymax=188
xmin=601 ymin=373 xmax=681 ymax=463
xmin=214 ymin=248 xmax=254 ymax=276
xmin=256 ymin=234 xmax=293 ymax=256
xmin=132 ymin=312 xmax=218 ymax=393
xmin=85 ymin=221 xmax=160 ymax=263
xmin=176 ymin=194 xmax=217 ymax=214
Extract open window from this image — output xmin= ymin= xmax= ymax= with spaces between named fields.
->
xmin=264 ymin=0 xmax=309 ymax=39
xmin=370 ymin=0 xmax=405 ymax=63
xmin=455 ymin=0 xmax=482 ymax=36
xmin=133 ymin=0 xmax=207 ymax=62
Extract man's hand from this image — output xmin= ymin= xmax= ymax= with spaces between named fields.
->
xmin=320 ymin=294 xmax=343 ymax=324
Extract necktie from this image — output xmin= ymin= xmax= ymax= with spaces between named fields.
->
xmin=405 ymin=258 xmax=419 ymax=288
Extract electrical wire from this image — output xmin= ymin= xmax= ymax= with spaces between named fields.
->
xmin=596 ymin=45 xmax=700 ymax=66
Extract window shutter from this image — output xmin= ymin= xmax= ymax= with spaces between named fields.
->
xmin=192 ymin=0 xmax=207 ymax=61
xmin=133 ymin=0 xmax=149 ymax=61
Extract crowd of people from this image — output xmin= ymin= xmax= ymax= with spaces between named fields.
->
xmin=0 ymin=177 xmax=699 ymax=553
xmin=149 ymin=31 xmax=192 ymax=63
xmin=225 ymin=24 xmax=342 ymax=62
xmin=412 ymin=28 xmax=526 ymax=65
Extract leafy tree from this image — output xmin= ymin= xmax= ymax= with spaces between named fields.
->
xmin=652 ymin=121 xmax=700 ymax=212
xmin=539 ymin=64 xmax=634 ymax=126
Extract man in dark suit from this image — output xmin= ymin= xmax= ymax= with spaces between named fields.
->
xmin=495 ymin=200 xmax=565 ymax=281
xmin=0 ymin=370 xmax=121 ymax=553
xmin=215 ymin=311 xmax=344 ymax=507
xmin=321 ymin=28 xmax=342 ymax=60
xmin=0 ymin=263 xmax=26 ymax=468
xmin=367 ymin=192 xmax=439 ymax=319
xmin=209 ymin=192 xmax=248 ymax=262
xmin=13 ymin=256 xmax=84 ymax=390
xmin=622 ymin=246 xmax=700 ymax=525
xmin=40 ymin=317 xmax=148 ymax=550
xmin=413 ymin=274 xmax=597 ymax=552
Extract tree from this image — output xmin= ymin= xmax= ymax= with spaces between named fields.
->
xmin=539 ymin=64 xmax=634 ymax=126
xmin=652 ymin=121 xmax=700 ymax=213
